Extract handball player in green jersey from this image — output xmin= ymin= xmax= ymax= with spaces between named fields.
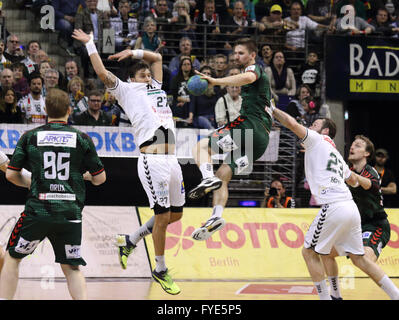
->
xmin=188 ymin=38 xmax=274 ymax=241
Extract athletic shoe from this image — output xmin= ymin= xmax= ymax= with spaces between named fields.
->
xmin=191 ymin=216 xmax=226 ymax=241
xmin=331 ymin=295 xmax=343 ymax=300
xmin=115 ymin=234 xmax=136 ymax=269
xmin=152 ymin=269 xmax=181 ymax=295
xmin=187 ymin=176 xmax=222 ymax=200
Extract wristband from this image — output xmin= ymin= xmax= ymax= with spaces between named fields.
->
xmin=131 ymin=49 xmax=144 ymax=59
xmin=85 ymin=35 xmax=97 ymax=56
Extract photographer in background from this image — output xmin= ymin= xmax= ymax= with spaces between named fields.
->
xmin=261 ymin=179 xmax=295 ymax=208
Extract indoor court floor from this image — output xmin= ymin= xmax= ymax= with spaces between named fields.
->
xmin=10 ymin=277 xmax=399 ymax=300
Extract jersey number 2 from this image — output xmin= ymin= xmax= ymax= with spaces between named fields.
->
xmin=44 ymin=152 xmax=70 ymax=180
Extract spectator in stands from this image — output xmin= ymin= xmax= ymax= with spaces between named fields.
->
xmin=67 ymin=76 xmax=89 ymax=124
xmin=334 ymin=4 xmax=375 ymax=35
xmin=297 ymin=51 xmax=320 ymax=95
xmin=11 ymin=62 xmax=29 ymax=98
xmin=169 ymin=0 xmax=196 ymax=48
xmin=134 ymin=16 xmax=165 ymax=52
xmin=257 ymin=4 xmax=293 ymax=50
xmin=0 ymin=88 xmax=23 ymax=124
xmin=110 ymin=0 xmax=139 ymax=51
xmin=4 ymin=35 xmax=25 ymax=64
xmin=306 ymin=0 xmax=337 ymax=27
xmin=227 ymin=52 xmax=238 ymax=69
xmin=73 ymin=90 xmax=112 ymax=126
xmin=284 ymin=1 xmax=328 ymax=51
xmin=18 ymin=73 xmax=46 ymax=124
xmin=148 ymin=0 xmax=174 ymax=42
xmin=214 ymin=54 xmax=228 ymax=78
xmin=374 ymin=148 xmax=397 ymax=208
xmin=370 ymin=7 xmax=399 ymax=36
xmin=170 ymin=56 xmax=195 ymax=123
xmin=193 ymin=0 xmax=221 ymax=55
xmin=74 ymin=0 xmax=108 ymax=78
xmin=301 ymin=95 xmax=321 ymax=127
xmin=39 ymin=61 xmax=52 ymax=80
xmin=286 ymin=83 xmax=312 ymax=120
xmin=43 ymin=69 xmax=60 ymax=97
xmin=214 ymin=67 xmax=242 ymax=127
xmin=261 ymin=178 xmax=295 ymax=208
xmin=33 ymin=49 xmax=50 ymax=65
xmin=0 ymin=68 xmax=15 ymax=95
xmin=0 ymin=40 xmax=11 ymax=71
xmin=385 ymin=0 xmax=399 ymax=23
xmin=65 ymin=60 xmax=80 ymax=81
xmin=168 ymin=37 xmax=201 ymax=78
xmin=21 ymin=41 xmax=41 ymax=73
xmin=222 ymin=0 xmax=254 ymax=52
xmin=265 ymin=51 xmax=296 ymax=101
xmin=187 ymin=66 xmax=220 ymax=129
xmin=227 ymin=0 xmax=257 ymax=22
xmin=53 ymin=0 xmax=86 ymax=54
xmin=335 ymin=0 xmax=366 ymax=19
xmin=101 ymin=91 xmax=131 ymax=126
xmin=259 ymin=44 xmax=273 ymax=68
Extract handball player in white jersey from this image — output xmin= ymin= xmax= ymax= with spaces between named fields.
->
xmin=72 ymin=30 xmax=184 ymax=295
xmin=271 ymin=107 xmax=399 ymax=300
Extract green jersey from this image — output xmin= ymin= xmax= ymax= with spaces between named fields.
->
xmin=349 ymin=164 xmax=387 ymax=224
xmin=8 ymin=121 xmax=104 ymax=221
xmin=240 ymin=64 xmax=272 ymax=123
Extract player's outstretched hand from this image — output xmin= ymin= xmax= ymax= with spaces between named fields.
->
xmin=194 ymin=70 xmax=215 ymax=86
xmin=72 ymin=29 xmax=93 ymax=44
xmin=108 ymin=50 xmax=133 ymax=62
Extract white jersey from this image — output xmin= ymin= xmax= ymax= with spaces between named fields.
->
xmin=302 ymin=129 xmax=353 ymax=205
xmin=108 ymin=77 xmax=175 ymax=148
xmin=18 ymin=93 xmax=46 ymax=124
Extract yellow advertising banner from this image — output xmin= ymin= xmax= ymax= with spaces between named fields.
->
xmin=138 ymin=208 xmax=399 ymax=279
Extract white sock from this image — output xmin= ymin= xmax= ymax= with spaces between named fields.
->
xmin=129 ymin=216 xmax=154 ymax=246
xmin=212 ymin=205 xmax=224 ymax=218
xmin=379 ymin=275 xmax=399 ymax=300
xmin=155 ymin=255 xmax=167 ymax=273
xmin=328 ymin=276 xmax=341 ymax=299
xmin=199 ymin=162 xmax=214 ymax=179
xmin=314 ymin=280 xmax=331 ymax=300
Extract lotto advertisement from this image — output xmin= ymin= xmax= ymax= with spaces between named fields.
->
xmin=138 ymin=207 xmax=399 ymax=279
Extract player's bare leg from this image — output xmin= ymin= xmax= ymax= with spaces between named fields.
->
xmin=364 ymin=246 xmax=378 ymax=262
xmin=348 ymin=253 xmax=399 ymax=299
xmin=0 ymin=252 xmax=21 ymax=300
xmin=320 ymin=248 xmax=342 ymax=299
xmin=60 ymin=264 xmax=87 ymax=300
xmin=302 ymin=247 xmax=332 ymax=300
xmin=188 ymin=139 xmax=222 ymax=200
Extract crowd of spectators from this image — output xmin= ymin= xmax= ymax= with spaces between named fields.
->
xmin=2 ymin=0 xmax=398 ymax=128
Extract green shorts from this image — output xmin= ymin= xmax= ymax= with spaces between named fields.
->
xmin=208 ymin=115 xmax=271 ymax=175
xmin=7 ymin=212 xmax=86 ymax=266
xmin=362 ymin=219 xmax=391 ymax=258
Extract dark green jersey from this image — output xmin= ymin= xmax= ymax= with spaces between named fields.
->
xmin=349 ymin=164 xmax=387 ymax=224
xmin=8 ymin=121 xmax=104 ymax=221
xmin=240 ymin=64 xmax=272 ymax=123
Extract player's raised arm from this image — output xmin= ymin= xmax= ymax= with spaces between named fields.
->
xmin=195 ymin=69 xmax=256 ymax=87
xmin=272 ymin=107 xmax=307 ymax=140
xmin=109 ymin=49 xmax=163 ymax=83
xmin=72 ymin=29 xmax=117 ymax=88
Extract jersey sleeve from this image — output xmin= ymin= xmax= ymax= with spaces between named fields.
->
xmin=8 ymin=133 xmax=29 ymax=171
xmin=301 ymin=128 xmax=321 ymax=151
xmin=81 ymin=133 xmax=105 ymax=176
xmin=244 ymin=65 xmax=260 ymax=80
xmin=106 ymin=77 xmax=132 ymax=106
xmin=363 ymin=166 xmax=381 ymax=194
xmin=152 ymin=78 xmax=162 ymax=90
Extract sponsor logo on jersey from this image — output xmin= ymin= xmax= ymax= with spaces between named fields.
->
xmin=65 ymin=245 xmax=81 ymax=259
xmin=39 ymin=193 xmax=76 ymax=201
xmin=362 ymin=231 xmax=372 ymax=239
xmin=37 ymin=131 xmax=77 ymax=148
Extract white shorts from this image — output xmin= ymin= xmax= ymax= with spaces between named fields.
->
xmin=304 ymin=200 xmax=364 ymax=256
xmin=138 ymin=153 xmax=185 ymax=212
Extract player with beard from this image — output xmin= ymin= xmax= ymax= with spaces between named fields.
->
xmin=187 ymin=37 xmax=273 ymax=241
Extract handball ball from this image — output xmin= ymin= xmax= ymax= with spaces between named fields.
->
xmin=187 ymin=75 xmax=208 ymax=96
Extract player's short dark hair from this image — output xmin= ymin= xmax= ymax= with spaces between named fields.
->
xmin=45 ymin=88 xmax=70 ymax=118
xmin=234 ymin=38 xmax=258 ymax=55
xmin=128 ymin=61 xmax=151 ymax=79
xmin=354 ymin=134 xmax=375 ymax=162
xmin=28 ymin=72 xmax=43 ymax=86
xmin=320 ymin=118 xmax=337 ymax=139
